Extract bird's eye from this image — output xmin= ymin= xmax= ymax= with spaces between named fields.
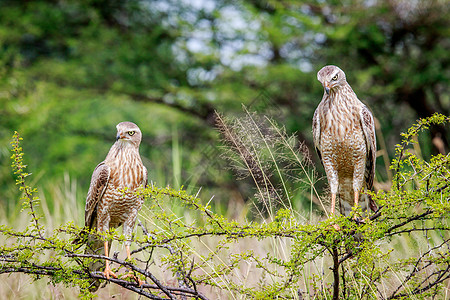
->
xmin=332 ymin=75 xmax=338 ymax=81
xmin=127 ymin=131 xmax=135 ymax=136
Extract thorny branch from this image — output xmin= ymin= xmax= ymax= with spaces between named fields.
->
xmin=0 ymin=227 xmax=209 ymax=300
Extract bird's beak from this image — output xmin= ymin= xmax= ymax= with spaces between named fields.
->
xmin=324 ymin=82 xmax=330 ymax=95
xmin=116 ymin=133 xmax=125 ymax=141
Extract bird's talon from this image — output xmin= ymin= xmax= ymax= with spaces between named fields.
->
xmin=352 ymin=216 xmax=367 ymax=225
xmin=123 ymin=271 xmax=144 ymax=286
xmin=103 ymin=267 xmax=117 ymax=280
xmin=136 ymin=276 xmax=144 ymax=286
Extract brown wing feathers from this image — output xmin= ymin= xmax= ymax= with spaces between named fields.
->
xmin=360 ymin=105 xmax=376 ymax=190
xmin=84 ymin=162 xmax=110 ymax=230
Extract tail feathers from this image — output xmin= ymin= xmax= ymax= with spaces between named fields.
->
xmin=85 ymin=233 xmax=109 ymax=292
xmin=338 ymin=188 xmax=353 ymax=217
xmin=338 ymin=189 xmax=377 ymax=217
xmin=337 ymin=188 xmax=377 ymax=247
xmin=367 ymin=193 xmax=378 ymax=212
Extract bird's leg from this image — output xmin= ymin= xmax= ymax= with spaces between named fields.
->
xmin=126 ymin=244 xmax=132 ymax=261
xmin=331 ymin=193 xmax=340 ymax=231
xmin=122 ymin=244 xmax=144 ymax=286
xmin=353 ymin=190 xmax=364 ymax=223
xmin=103 ymin=240 xmax=117 ymax=280
xmin=330 ymin=193 xmax=336 ymax=215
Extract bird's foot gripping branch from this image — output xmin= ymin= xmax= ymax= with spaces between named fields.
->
xmin=1 ymin=114 xmax=450 ymax=299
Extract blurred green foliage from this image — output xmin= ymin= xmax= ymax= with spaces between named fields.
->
xmin=0 ymin=0 xmax=448 ymax=214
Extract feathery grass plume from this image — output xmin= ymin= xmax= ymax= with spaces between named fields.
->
xmin=215 ymin=107 xmax=322 ymax=220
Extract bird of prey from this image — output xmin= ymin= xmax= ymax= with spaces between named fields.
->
xmin=84 ymin=121 xmax=147 ymax=290
xmin=312 ymin=65 xmax=377 ymax=220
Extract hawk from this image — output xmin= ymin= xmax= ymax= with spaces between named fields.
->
xmin=84 ymin=121 xmax=147 ymax=290
xmin=312 ymin=65 xmax=377 ymax=219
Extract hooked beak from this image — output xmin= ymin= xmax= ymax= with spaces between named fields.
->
xmin=116 ymin=133 xmax=125 ymax=141
xmin=324 ymin=82 xmax=330 ymax=95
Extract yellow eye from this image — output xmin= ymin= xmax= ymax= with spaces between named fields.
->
xmin=127 ymin=131 xmax=135 ymax=136
xmin=332 ymin=75 xmax=338 ymax=81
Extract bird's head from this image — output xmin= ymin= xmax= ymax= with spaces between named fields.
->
xmin=317 ymin=65 xmax=347 ymax=95
xmin=115 ymin=121 xmax=142 ymax=147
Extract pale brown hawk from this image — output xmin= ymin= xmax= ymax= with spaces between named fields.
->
xmin=312 ymin=65 xmax=377 ymax=219
xmin=84 ymin=121 xmax=147 ymax=290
